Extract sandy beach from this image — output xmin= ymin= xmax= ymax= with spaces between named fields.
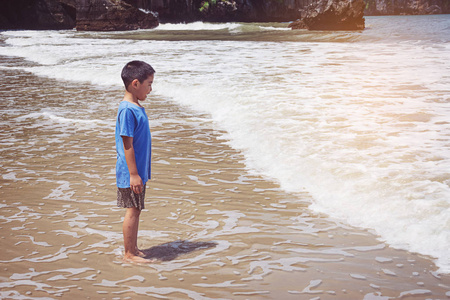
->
xmin=1 ymin=66 xmax=449 ymax=299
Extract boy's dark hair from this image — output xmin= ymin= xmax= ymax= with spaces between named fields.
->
xmin=121 ymin=60 xmax=155 ymax=89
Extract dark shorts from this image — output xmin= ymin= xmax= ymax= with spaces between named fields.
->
xmin=117 ymin=184 xmax=146 ymax=210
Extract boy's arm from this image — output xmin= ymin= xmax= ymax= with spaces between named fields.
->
xmin=122 ymin=136 xmax=144 ymax=194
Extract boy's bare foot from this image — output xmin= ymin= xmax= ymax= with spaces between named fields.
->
xmin=123 ymin=254 xmax=154 ymax=263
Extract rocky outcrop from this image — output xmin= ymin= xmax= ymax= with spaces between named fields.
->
xmin=139 ymin=0 xmax=449 ymax=22
xmin=198 ymin=0 xmax=238 ymax=22
xmin=240 ymin=0 xmax=311 ymax=22
xmin=76 ymin=0 xmax=159 ymax=31
xmin=1 ymin=0 xmax=448 ymax=31
xmin=139 ymin=0 xmax=309 ymax=23
xmin=289 ymin=0 xmax=365 ymax=30
xmin=213 ymin=0 xmax=305 ymax=22
xmin=0 ymin=0 xmax=76 ymax=30
xmin=364 ymin=0 xmax=449 ymax=15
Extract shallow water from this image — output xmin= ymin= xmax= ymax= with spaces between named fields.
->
xmin=0 ymin=59 xmax=449 ymax=300
xmin=1 ymin=15 xmax=450 ymax=299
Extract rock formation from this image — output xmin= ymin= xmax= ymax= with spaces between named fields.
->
xmin=206 ymin=0 xmax=304 ymax=22
xmin=289 ymin=0 xmax=365 ymax=30
xmin=130 ymin=0 xmax=450 ymax=22
xmin=137 ymin=0 xmax=308 ymax=23
xmin=198 ymin=0 xmax=239 ymax=22
xmin=0 ymin=0 xmax=76 ymax=30
xmin=76 ymin=0 xmax=159 ymax=31
xmin=1 ymin=0 xmax=448 ymax=31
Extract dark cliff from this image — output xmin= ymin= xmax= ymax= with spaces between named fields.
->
xmin=139 ymin=0 xmax=449 ymax=22
xmin=76 ymin=0 xmax=159 ymax=31
xmin=138 ymin=0 xmax=323 ymax=22
xmin=290 ymin=0 xmax=365 ymax=30
xmin=0 ymin=0 xmax=76 ymax=30
xmin=0 ymin=0 xmax=448 ymax=31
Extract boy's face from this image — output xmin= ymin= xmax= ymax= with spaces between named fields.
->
xmin=135 ymin=74 xmax=154 ymax=101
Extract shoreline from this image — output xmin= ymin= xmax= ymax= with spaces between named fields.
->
xmin=1 ymin=13 xmax=450 ymax=32
xmin=0 ymin=67 xmax=449 ymax=299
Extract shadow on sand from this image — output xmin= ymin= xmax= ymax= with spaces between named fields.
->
xmin=141 ymin=240 xmax=217 ymax=261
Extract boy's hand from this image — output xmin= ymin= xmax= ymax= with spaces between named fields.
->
xmin=130 ymin=174 xmax=144 ymax=194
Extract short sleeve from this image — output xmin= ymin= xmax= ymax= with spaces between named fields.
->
xmin=117 ymin=108 xmax=136 ymax=137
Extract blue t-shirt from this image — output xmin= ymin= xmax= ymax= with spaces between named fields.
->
xmin=115 ymin=101 xmax=152 ymax=188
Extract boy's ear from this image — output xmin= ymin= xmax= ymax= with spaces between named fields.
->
xmin=131 ymin=79 xmax=140 ymax=88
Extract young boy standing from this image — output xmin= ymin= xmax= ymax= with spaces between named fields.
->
xmin=115 ymin=60 xmax=155 ymax=263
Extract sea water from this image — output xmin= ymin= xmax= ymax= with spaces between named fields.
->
xmin=0 ymin=14 xmax=449 ymax=276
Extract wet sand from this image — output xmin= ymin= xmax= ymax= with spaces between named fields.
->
xmin=1 ymin=67 xmax=449 ymax=299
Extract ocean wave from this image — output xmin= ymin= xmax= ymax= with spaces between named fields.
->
xmin=16 ymin=112 xmax=112 ymax=128
xmin=259 ymin=25 xmax=291 ymax=31
xmin=154 ymin=22 xmax=292 ymax=35
xmin=156 ymin=22 xmax=241 ymax=31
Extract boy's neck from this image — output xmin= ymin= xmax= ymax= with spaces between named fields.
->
xmin=123 ymin=91 xmax=142 ymax=107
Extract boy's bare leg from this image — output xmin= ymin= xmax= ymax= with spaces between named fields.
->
xmin=123 ymin=207 xmax=150 ymax=263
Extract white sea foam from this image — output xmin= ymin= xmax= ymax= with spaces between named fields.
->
xmin=16 ymin=111 xmax=112 ymax=129
xmin=259 ymin=25 xmax=291 ymax=31
xmin=1 ymin=17 xmax=449 ymax=273
xmin=153 ymin=22 xmax=290 ymax=33
xmin=44 ymin=181 xmax=74 ymax=201
xmin=156 ymin=22 xmax=241 ymax=31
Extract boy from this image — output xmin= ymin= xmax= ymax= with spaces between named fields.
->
xmin=115 ymin=60 xmax=155 ymax=263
